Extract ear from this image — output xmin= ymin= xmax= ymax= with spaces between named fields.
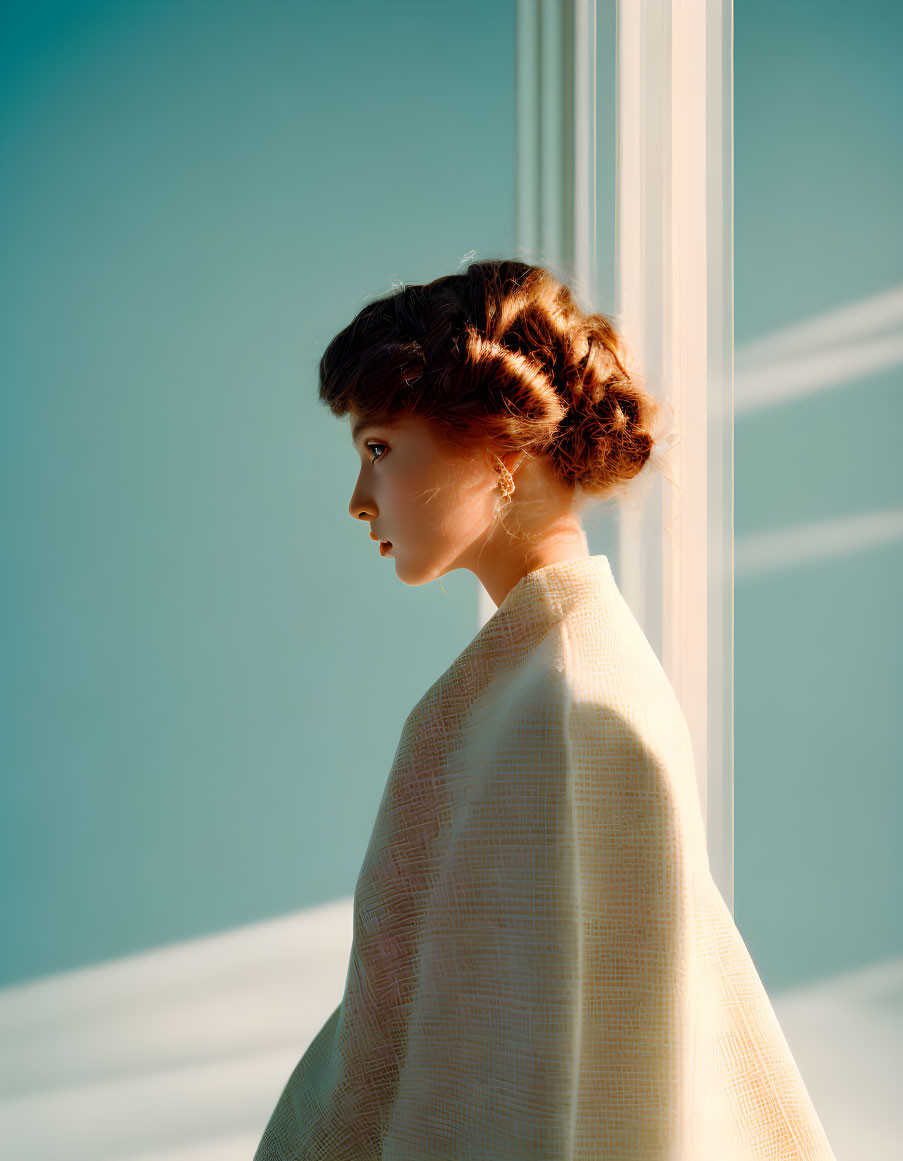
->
xmin=499 ymin=450 xmax=527 ymax=479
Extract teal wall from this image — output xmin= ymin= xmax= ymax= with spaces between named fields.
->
xmin=734 ymin=0 xmax=902 ymax=987
xmin=0 ymin=0 xmax=517 ymax=988
xmin=1 ymin=0 xmax=899 ymax=999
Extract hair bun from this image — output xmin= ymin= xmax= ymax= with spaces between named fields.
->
xmin=319 ymin=258 xmax=661 ymax=503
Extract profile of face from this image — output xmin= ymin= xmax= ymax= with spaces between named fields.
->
xmin=348 ymin=411 xmax=503 ymax=586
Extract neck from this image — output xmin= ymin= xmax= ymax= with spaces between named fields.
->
xmin=470 ymin=524 xmax=591 ymax=608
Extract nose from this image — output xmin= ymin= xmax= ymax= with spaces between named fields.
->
xmin=348 ymin=480 xmax=374 ymax=524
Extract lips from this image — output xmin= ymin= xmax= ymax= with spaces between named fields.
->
xmin=379 ymin=540 xmax=392 ymax=555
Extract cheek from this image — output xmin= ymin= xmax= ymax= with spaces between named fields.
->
xmin=385 ymin=457 xmax=489 ymax=538
xmin=433 ymin=475 xmax=493 ymax=539
xmin=374 ymin=477 xmax=425 ymax=537
xmin=387 ymin=472 xmax=450 ymax=535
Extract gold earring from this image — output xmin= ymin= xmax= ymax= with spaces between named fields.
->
xmin=495 ymin=456 xmax=515 ymax=497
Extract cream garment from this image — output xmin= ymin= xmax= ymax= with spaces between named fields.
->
xmin=253 ymin=554 xmax=836 ymax=1161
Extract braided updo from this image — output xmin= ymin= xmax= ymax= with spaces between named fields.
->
xmin=319 ymin=258 xmax=661 ymax=506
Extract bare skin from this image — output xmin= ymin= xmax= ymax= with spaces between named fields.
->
xmin=347 ymin=410 xmax=589 ymax=608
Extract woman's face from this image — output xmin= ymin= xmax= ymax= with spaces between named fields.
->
xmin=347 ymin=410 xmax=499 ymax=585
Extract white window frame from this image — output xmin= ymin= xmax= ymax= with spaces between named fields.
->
xmin=512 ymin=0 xmax=735 ymax=909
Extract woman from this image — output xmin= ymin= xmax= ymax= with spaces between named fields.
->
xmin=253 ymin=260 xmax=837 ymax=1160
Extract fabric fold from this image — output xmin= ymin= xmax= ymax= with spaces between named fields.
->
xmin=253 ymin=555 xmax=836 ymax=1160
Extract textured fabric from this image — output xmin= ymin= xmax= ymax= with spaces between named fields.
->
xmin=254 ymin=554 xmax=836 ymax=1160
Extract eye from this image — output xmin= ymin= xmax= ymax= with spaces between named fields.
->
xmin=366 ymin=441 xmax=387 ymax=462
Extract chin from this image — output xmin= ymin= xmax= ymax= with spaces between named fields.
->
xmin=393 ymin=555 xmax=443 ymax=588
xmin=395 ymin=564 xmax=431 ymax=587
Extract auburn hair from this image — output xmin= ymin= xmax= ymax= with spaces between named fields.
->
xmin=318 ymin=258 xmax=660 ymax=506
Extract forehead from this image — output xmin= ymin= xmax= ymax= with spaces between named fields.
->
xmin=350 ymin=413 xmax=407 ymax=443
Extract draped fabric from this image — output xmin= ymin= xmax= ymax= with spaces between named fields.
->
xmin=253 ymin=554 xmax=836 ymax=1160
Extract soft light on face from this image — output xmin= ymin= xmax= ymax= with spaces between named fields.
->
xmin=348 ymin=412 xmax=499 ymax=585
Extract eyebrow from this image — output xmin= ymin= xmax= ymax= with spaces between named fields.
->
xmin=351 ymin=416 xmax=400 ymax=444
